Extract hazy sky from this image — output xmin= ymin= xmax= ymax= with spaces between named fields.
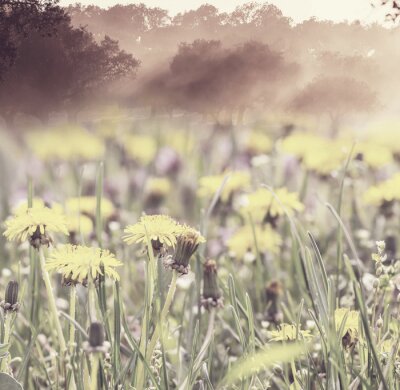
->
xmin=60 ymin=0 xmax=387 ymax=24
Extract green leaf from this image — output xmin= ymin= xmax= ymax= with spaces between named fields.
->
xmin=0 ymin=373 xmax=23 ymax=390
xmin=219 ymin=342 xmax=306 ymax=387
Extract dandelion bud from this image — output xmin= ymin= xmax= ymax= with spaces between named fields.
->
xmin=5 ymin=281 xmax=18 ymax=306
xmin=170 ymin=228 xmax=205 ymax=274
xmin=265 ymin=281 xmax=282 ymax=324
xmin=89 ymin=322 xmax=105 ymax=348
xmin=201 ymin=259 xmax=223 ymax=310
xmin=376 ymin=266 xmax=383 ymax=276
xmin=385 ymin=235 xmax=396 ymax=259
xmin=373 ymin=278 xmax=380 ymax=289
xmin=1 ymin=280 xmax=20 ymax=312
xmin=376 ymin=316 xmax=383 ymax=329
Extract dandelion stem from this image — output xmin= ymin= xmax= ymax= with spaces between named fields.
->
xmin=146 ymin=271 xmax=178 ymax=362
xmin=179 ymin=308 xmax=216 ymax=390
xmin=290 ymin=358 xmax=300 ymax=390
xmin=69 ymin=287 xmax=76 ymax=355
xmin=90 ymin=353 xmax=100 ymax=390
xmin=136 ymin=271 xmax=178 ymax=390
xmin=0 ymin=313 xmax=13 ymax=372
xmin=38 ymin=247 xmax=67 ymax=352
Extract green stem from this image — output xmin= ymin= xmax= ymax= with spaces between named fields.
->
xmin=136 ymin=271 xmax=178 ymax=390
xmin=69 ymin=288 xmax=76 ymax=355
xmin=146 ymin=271 xmax=178 ymax=361
xmin=291 ymin=358 xmax=300 ymax=390
xmin=0 ymin=314 xmax=13 ymax=372
xmin=179 ymin=309 xmax=216 ymax=390
xmin=68 ymin=288 xmax=78 ymax=390
xmin=90 ymin=354 xmax=99 ymax=390
xmin=39 ymin=247 xmax=67 ymax=352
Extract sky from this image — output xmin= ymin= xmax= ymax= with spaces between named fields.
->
xmin=60 ymin=0 xmax=388 ymax=24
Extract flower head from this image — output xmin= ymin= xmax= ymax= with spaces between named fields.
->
xmin=4 ymin=205 xmax=69 ymax=248
xmin=334 ymin=308 xmax=360 ymax=349
xmin=227 ymin=224 xmax=282 ymax=260
xmin=269 ymin=323 xmax=312 ymax=341
xmin=281 ymin=132 xmax=346 ymax=175
xmin=66 ymin=197 xmax=115 ymax=220
xmin=352 ymin=142 xmax=393 ymax=169
xmin=363 ymin=174 xmax=400 ymax=207
xmin=166 ymin=226 xmax=206 ymax=274
xmin=46 ymin=244 xmax=122 ymax=285
xmin=144 ymin=177 xmax=172 ymax=209
xmin=66 ymin=215 xmax=94 ymax=236
xmin=145 ymin=177 xmax=171 ymax=197
xmin=239 ymin=188 xmax=304 ymax=224
xmin=27 ymin=125 xmax=105 ymax=162
xmin=123 ymin=215 xmax=183 ymax=250
xmin=124 ymin=134 xmax=157 ymax=165
xmin=197 ymin=171 xmax=251 ymax=203
xmin=243 ymin=131 xmax=273 ymax=155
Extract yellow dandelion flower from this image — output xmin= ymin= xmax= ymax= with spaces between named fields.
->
xmin=66 ymin=197 xmax=115 ymax=220
xmin=335 ymin=308 xmax=359 ymax=335
xmin=46 ymin=244 xmax=122 ymax=284
xmin=363 ymin=174 xmax=400 ymax=206
xmin=240 ymin=188 xmax=304 ymax=223
xmin=162 ymin=130 xmax=195 ymax=155
xmin=145 ymin=177 xmax=171 ymax=197
xmin=66 ymin=215 xmax=94 ymax=235
xmin=244 ymin=131 xmax=273 ymax=155
xmin=366 ymin=121 xmax=400 ymax=153
xmin=280 ymin=132 xmax=324 ymax=158
xmin=269 ymin=323 xmax=312 ymax=341
xmin=227 ymin=224 xmax=282 ymax=259
xmin=281 ymin=132 xmax=346 ymax=175
xmin=302 ymin=146 xmax=345 ymax=175
xmin=123 ymin=215 xmax=183 ymax=249
xmin=124 ymin=134 xmax=157 ymax=165
xmin=3 ymin=204 xmax=69 ymax=247
xmin=197 ymin=171 xmax=251 ymax=203
xmin=354 ymin=142 xmax=393 ymax=169
xmin=179 ymin=225 xmax=206 ymax=244
xmin=12 ymin=198 xmax=46 ymax=214
xmin=27 ymin=125 xmax=105 ymax=161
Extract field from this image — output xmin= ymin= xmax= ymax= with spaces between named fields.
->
xmin=0 ymin=114 xmax=399 ymax=390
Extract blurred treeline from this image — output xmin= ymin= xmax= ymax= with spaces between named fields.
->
xmin=1 ymin=1 xmax=400 ymax=129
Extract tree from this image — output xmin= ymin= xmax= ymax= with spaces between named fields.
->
xmin=0 ymin=0 xmax=67 ymax=79
xmin=290 ymin=76 xmax=376 ymax=135
xmin=136 ymin=39 xmax=295 ymax=123
xmin=0 ymin=4 xmax=139 ymax=125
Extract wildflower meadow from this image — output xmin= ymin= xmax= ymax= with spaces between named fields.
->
xmin=1 ymin=1 xmax=400 ymax=390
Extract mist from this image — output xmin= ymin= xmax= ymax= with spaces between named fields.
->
xmin=1 ymin=1 xmax=400 ymax=131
